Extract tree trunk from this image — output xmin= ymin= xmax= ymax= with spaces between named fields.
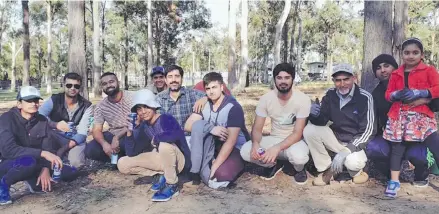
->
xmin=361 ymin=1 xmax=393 ymax=92
xmin=289 ymin=0 xmax=301 ymax=63
xmin=296 ymin=16 xmax=303 ymax=75
xmin=101 ymin=0 xmax=106 ymax=72
xmin=11 ymin=41 xmax=17 ymax=92
xmin=282 ymin=16 xmax=289 ymax=62
xmin=227 ymin=0 xmax=237 ymax=89
xmin=273 ymin=0 xmax=291 ymax=65
xmin=46 ymin=1 xmax=52 ymax=94
xmin=22 ymin=0 xmax=30 ymax=87
xmin=147 ymin=0 xmax=153 ymax=86
xmin=68 ymin=0 xmax=88 ymax=99
xmin=123 ymin=2 xmax=129 ymax=90
xmin=155 ymin=10 xmax=161 ymax=66
xmin=119 ymin=42 xmax=125 ymax=90
xmin=238 ymin=0 xmax=248 ymax=90
xmin=393 ymin=0 xmax=408 ymax=65
xmin=92 ymin=0 xmax=101 ymax=98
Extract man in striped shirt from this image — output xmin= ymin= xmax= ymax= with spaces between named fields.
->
xmin=303 ymin=63 xmax=376 ymax=186
xmin=85 ymin=72 xmax=134 ymax=163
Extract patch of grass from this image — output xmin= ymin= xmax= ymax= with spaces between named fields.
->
xmin=0 ymin=87 xmax=63 ymax=101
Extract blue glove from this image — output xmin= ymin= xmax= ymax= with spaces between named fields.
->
xmin=390 ymin=89 xmax=407 ymax=102
xmin=310 ymin=103 xmax=321 ymax=117
xmin=401 ymin=89 xmax=430 ymax=103
xmin=331 ymin=150 xmax=351 ymax=174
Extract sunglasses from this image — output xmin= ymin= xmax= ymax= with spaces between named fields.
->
xmin=66 ymin=84 xmax=81 ymax=89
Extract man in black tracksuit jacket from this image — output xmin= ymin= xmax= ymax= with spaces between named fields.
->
xmin=303 ymin=63 xmax=376 ymax=186
xmin=0 ymin=86 xmax=70 ymax=205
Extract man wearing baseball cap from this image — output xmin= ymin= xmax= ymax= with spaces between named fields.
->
xmin=0 ymin=86 xmax=66 ymax=205
xmin=147 ymin=66 xmax=168 ymax=95
xmin=118 ymin=89 xmax=190 ymax=202
xmin=303 ymin=63 xmax=376 ymax=186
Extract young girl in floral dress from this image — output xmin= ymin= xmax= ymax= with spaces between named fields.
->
xmin=384 ymin=38 xmax=439 ymax=198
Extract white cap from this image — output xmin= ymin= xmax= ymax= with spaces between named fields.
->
xmin=332 ymin=63 xmax=354 ymax=77
xmin=131 ymin=89 xmax=161 ymax=112
xmin=17 ymin=86 xmax=42 ymax=101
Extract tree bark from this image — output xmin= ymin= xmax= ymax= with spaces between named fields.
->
xmin=11 ymin=41 xmax=18 ymax=92
xmin=282 ymin=16 xmax=289 ymax=62
xmin=147 ymin=0 xmax=153 ymax=86
xmin=101 ymin=0 xmax=106 ymax=72
xmin=46 ymin=0 xmax=52 ymax=94
xmin=238 ymin=0 xmax=248 ymax=90
xmin=289 ymin=0 xmax=301 ymax=63
xmin=361 ymin=1 xmax=393 ymax=92
xmin=296 ymin=16 xmax=303 ymax=76
xmin=393 ymin=0 xmax=408 ymax=65
xmin=123 ymin=1 xmax=129 ymax=90
xmin=227 ymin=0 xmax=237 ymax=89
xmin=68 ymin=0 xmax=88 ymax=99
xmin=273 ymin=0 xmax=291 ymax=65
xmin=22 ymin=0 xmax=30 ymax=87
xmin=92 ymin=0 xmax=101 ymax=97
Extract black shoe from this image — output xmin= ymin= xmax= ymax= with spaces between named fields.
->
xmin=133 ymin=176 xmax=154 ymax=185
xmin=412 ymin=178 xmax=429 ymax=188
xmin=293 ymin=170 xmax=308 ymax=185
xmin=259 ymin=163 xmax=284 ymax=181
xmin=189 ymin=172 xmax=201 ymax=185
xmin=24 ymin=180 xmax=44 ymax=194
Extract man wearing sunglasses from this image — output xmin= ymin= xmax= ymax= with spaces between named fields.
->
xmin=0 ymin=86 xmax=67 ymax=205
xmin=303 ymin=63 xmax=376 ymax=186
xmin=39 ymin=72 xmax=92 ymax=168
xmin=147 ymin=66 xmax=168 ymax=95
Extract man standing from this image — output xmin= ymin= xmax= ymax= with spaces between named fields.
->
xmin=147 ymin=66 xmax=167 ymax=95
xmin=0 ymin=86 xmax=65 ymax=205
xmin=240 ymin=63 xmax=311 ymax=185
xmin=184 ymin=72 xmax=249 ymax=188
xmin=39 ymin=72 xmax=92 ymax=168
xmin=85 ymin=72 xmax=134 ymax=162
xmin=303 ymin=63 xmax=375 ymax=186
xmin=155 ymin=65 xmax=206 ymax=143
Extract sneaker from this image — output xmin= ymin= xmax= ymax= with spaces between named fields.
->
xmin=259 ymin=163 xmax=284 ymax=181
xmin=412 ymin=178 xmax=429 ymax=188
xmin=24 ymin=180 xmax=44 ymax=194
xmin=293 ymin=170 xmax=308 ymax=185
xmin=189 ymin=172 xmax=201 ymax=185
xmin=151 ymin=175 xmax=166 ymax=192
xmin=384 ymin=180 xmax=401 ymax=198
xmin=151 ymin=183 xmax=179 ymax=202
xmin=313 ymin=168 xmax=333 ymax=186
xmin=352 ymin=171 xmax=369 ymax=184
xmin=0 ymin=178 xmax=12 ymax=205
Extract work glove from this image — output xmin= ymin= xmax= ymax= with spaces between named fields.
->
xmin=310 ymin=104 xmax=321 ymax=117
xmin=401 ymin=89 xmax=430 ymax=103
xmin=390 ymin=88 xmax=408 ymax=102
xmin=331 ymin=150 xmax=351 ymax=174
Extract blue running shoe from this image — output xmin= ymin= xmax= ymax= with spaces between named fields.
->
xmin=0 ymin=178 xmax=12 ymax=205
xmin=384 ymin=180 xmax=401 ymax=198
xmin=151 ymin=183 xmax=179 ymax=202
xmin=151 ymin=175 xmax=166 ymax=192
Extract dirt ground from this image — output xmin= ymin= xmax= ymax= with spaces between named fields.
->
xmin=1 ymin=85 xmax=439 ymax=214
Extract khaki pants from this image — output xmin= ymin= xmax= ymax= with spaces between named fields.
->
xmin=68 ymin=144 xmax=86 ymax=168
xmin=117 ymin=143 xmax=185 ymax=184
xmin=303 ymin=124 xmax=367 ymax=176
xmin=240 ymin=136 xmax=309 ymax=171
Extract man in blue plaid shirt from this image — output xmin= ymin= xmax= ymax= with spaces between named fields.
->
xmin=155 ymin=65 xmax=207 ymax=142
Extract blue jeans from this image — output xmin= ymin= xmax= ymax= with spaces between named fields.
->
xmin=366 ymin=136 xmax=429 ymax=180
xmin=84 ymin=132 xmax=127 ymax=162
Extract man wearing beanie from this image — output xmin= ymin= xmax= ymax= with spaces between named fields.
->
xmin=366 ymin=54 xmax=439 ymax=185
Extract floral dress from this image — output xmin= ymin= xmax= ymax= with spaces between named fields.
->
xmin=383 ymin=110 xmax=437 ymax=142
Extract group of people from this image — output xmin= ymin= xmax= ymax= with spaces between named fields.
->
xmin=1 ymin=37 xmax=439 ymax=205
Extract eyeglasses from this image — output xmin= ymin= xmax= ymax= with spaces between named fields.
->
xmin=66 ymin=84 xmax=81 ymax=89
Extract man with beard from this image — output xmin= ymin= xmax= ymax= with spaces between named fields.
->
xmin=85 ymin=72 xmax=134 ymax=162
xmin=184 ymin=72 xmax=249 ymax=188
xmin=147 ymin=66 xmax=167 ymax=95
xmin=155 ymin=65 xmax=206 ymax=145
xmin=39 ymin=73 xmax=92 ymax=168
xmin=240 ymin=63 xmax=311 ymax=185
xmin=303 ymin=63 xmax=375 ymax=186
